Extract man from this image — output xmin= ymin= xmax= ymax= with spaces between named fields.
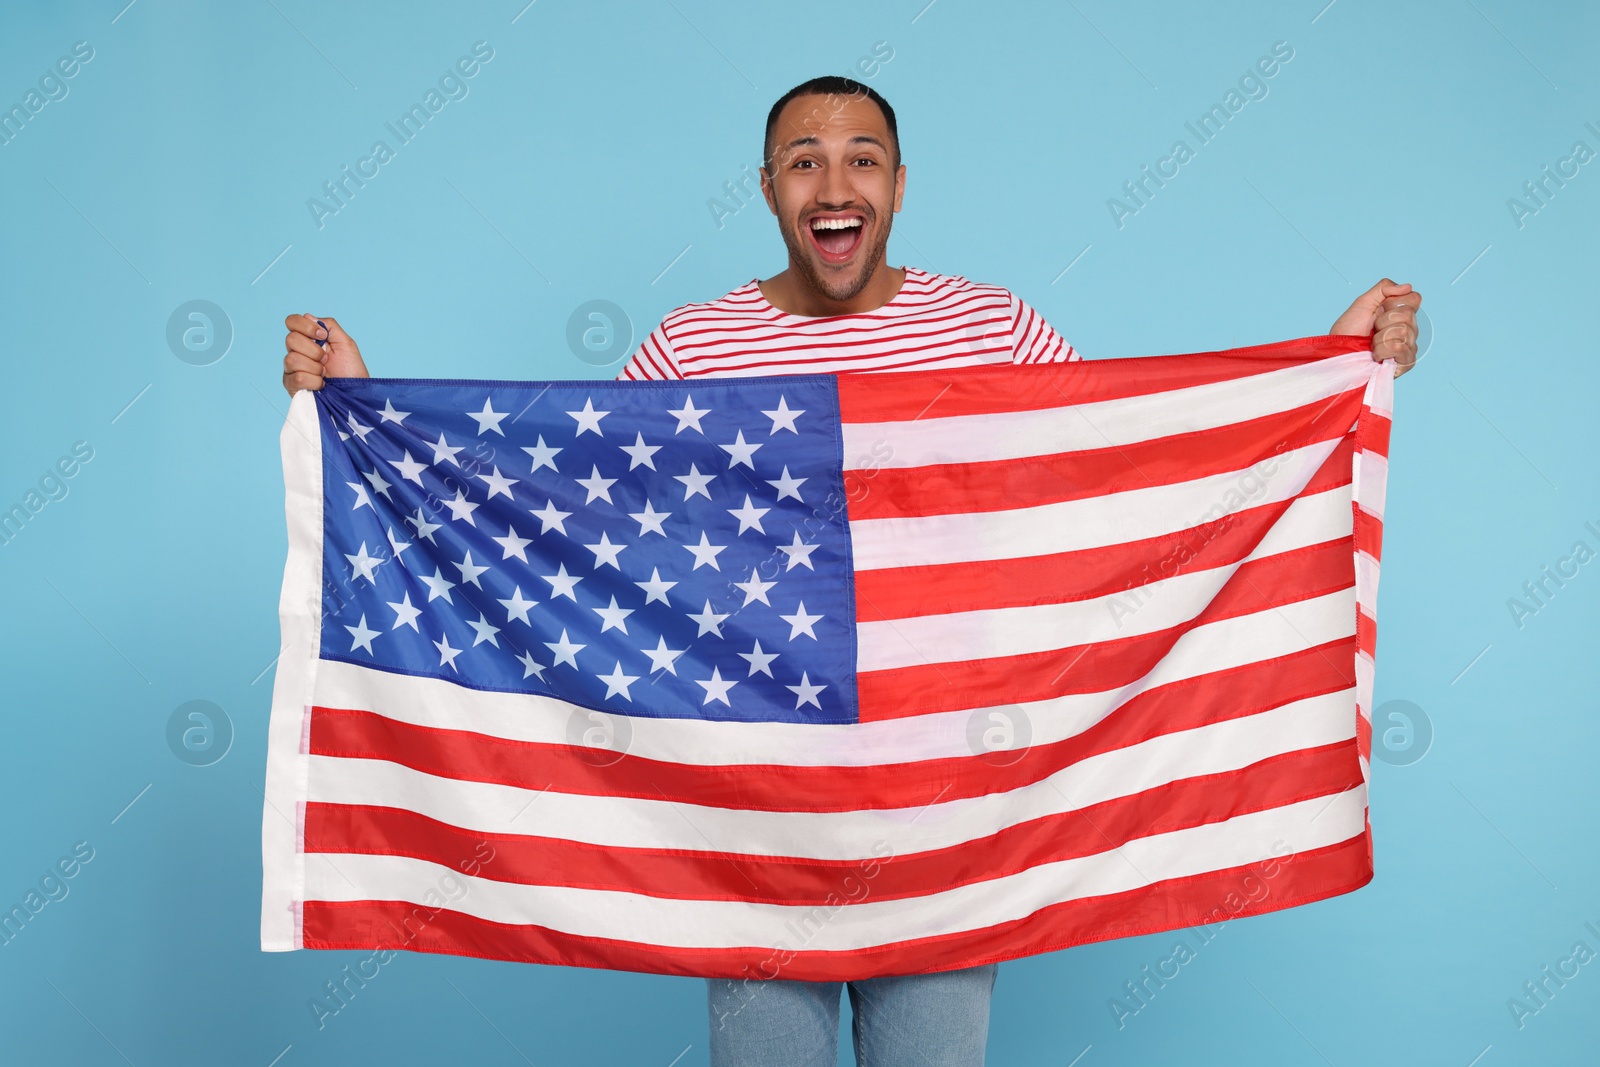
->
xmin=281 ymin=75 xmax=1419 ymax=1067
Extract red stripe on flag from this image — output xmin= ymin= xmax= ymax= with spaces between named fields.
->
xmin=304 ymin=741 xmax=1360 ymax=905
xmin=300 ymin=834 xmax=1372 ymax=980
xmin=854 ymin=437 xmax=1356 ymax=622
xmin=858 ymin=552 xmax=1357 ymax=720
xmin=836 ymin=334 xmax=1375 ymax=424
xmin=846 ymin=389 xmax=1364 ymax=521
xmin=1357 ymin=610 xmax=1377 ymax=659
xmin=307 ymin=639 xmax=1356 ymax=813
xmin=1354 ymin=510 xmax=1383 ymax=563
xmin=1358 ymin=412 xmax=1392 ymax=458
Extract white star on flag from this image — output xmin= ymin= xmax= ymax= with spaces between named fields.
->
xmin=497 ymin=586 xmax=537 ymax=625
xmin=668 ymin=395 xmax=710 ymax=433
xmin=346 ymin=481 xmax=373 ymax=511
xmin=466 ymin=613 xmax=502 ymax=647
xmin=620 ymin=432 xmax=662 ymax=470
xmin=718 ymin=430 xmax=762 ymax=469
xmin=576 ymin=465 xmax=618 ymax=504
xmin=674 ymin=464 xmax=715 ymax=500
xmin=521 ymin=435 xmax=562 ymax=472
xmin=727 ymin=495 xmax=769 ymax=535
xmin=598 ymin=662 xmax=640 ymax=700
xmin=514 ymin=648 xmax=546 ymax=679
xmin=442 ymin=489 xmax=479 ymax=525
xmin=377 ymin=397 xmax=409 ymax=424
xmin=530 ymin=500 xmax=572 ymax=535
xmin=468 ymin=397 xmax=510 ymax=436
xmin=584 ymin=531 xmax=627 ymax=569
xmin=688 ymin=600 xmax=730 ymax=637
xmin=734 ymin=568 xmax=776 ymax=606
xmin=492 ymin=524 xmax=534 ymax=562
xmin=433 ymin=632 xmax=463 ymax=671
xmin=345 ymin=541 xmax=384 ymax=584
xmin=407 ymin=507 xmax=441 ymax=543
xmin=682 ymin=532 xmax=727 ymax=571
xmin=695 ymin=666 xmax=737 ymax=706
xmin=738 ymin=640 xmax=779 ymax=677
xmin=420 ymin=568 xmax=455 ymax=603
xmin=545 ymin=628 xmax=586 ymax=668
xmin=453 ymin=550 xmax=489 ymax=588
xmin=641 ymin=637 xmax=687 ymax=675
xmin=786 ymin=672 xmax=826 ymax=709
xmin=630 ymin=500 xmax=671 ymax=537
xmin=778 ymin=532 xmax=820 ymax=571
xmin=361 ymin=466 xmax=393 ymax=501
xmin=386 ymin=592 xmax=422 ymax=631
xmin=634 ymin=567 xmax=676 ymax=605
xmin=766 ymin=466 xmax=806 ymax=502
xmin=567 ymin=398 xmax=610 ymax=436
xmin=592 ymin=596 xmax=634 ymax=634
xmin=541 ymin=563 xmax=583 ymax=601
xmin=388 ymin=451 xmax=426 ymax=485
xmin=345 ymin=614 xmax=380 ymax=654
xmin=779 ymin=601 xmax=823 ymax=640
xmin=430 ymin=432 xmax=464 ymax=467
xmin=384 ymin=525 xmax=411 ymax=563
xmin=762 ymin=396 xmax=804 ymax=434
xmin=346 ymin=411 xmax=373 ymax=442
xmin=475 ymin=466 xmax=517 ymax=500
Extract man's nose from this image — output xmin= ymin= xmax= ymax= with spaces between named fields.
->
xmin=818 ymin=160 xmax=854 ymax=207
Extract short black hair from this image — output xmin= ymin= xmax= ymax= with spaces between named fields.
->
xmin=763 ymin=76 xmax=900 ymax=172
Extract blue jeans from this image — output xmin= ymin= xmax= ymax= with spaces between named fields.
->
xmin=706 ymin=963 xmax=998 ymax=1066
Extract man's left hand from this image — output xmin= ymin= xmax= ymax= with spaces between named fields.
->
xmin=1330 ymin=278 xmax=1422 ymax=377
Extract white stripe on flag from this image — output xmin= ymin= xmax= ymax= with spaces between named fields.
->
xmin=848 ymin=439 xmax=1345 ymax=571
xmin=306 ymin=686 xmax=1355 ymax=859
xmin=301 ymin=788 xmax=1368 ymax=951
xmin=841 ymin=352 xmax=1373 ymax=470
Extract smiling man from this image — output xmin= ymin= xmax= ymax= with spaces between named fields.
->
xmin=279 ymin=74 xmax=1420 ymax=1067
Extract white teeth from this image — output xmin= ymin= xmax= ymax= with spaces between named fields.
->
xmin=810 ymin=217 xmax=862 ymax=230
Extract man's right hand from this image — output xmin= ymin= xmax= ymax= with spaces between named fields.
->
xmin=282 ymin=313 xmax=369 ymax=396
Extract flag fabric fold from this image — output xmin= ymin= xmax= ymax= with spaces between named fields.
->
xmin=260 ymin=333 xmax=1394 ymax=981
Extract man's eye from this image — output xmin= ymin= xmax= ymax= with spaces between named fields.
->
xmin=853 ymin=158 xmax=876 ymax=166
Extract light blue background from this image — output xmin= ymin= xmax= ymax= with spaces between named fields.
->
xmin=2 ymin=1 xmax=1595 ymax=1064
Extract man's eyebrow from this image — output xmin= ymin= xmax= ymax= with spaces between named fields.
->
xmin=781 ymin=134 xmax=889 ymax=152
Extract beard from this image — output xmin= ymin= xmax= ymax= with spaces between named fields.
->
xmin=779 ymin=206 xmax=893 ymax=305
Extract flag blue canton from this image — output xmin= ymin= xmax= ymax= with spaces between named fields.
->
xmin=312 ymin=375 xmax=858 ymax=724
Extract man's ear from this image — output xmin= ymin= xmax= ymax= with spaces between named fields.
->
xmin=892 ymin=163 xmax=906 ymax=213
xmin=760 ymin=167 xmax=779 ymax=216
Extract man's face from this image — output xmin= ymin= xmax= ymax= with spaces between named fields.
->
xmin=761 ymin=93 xmax=906 ymax=304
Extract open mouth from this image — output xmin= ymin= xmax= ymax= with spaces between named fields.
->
xmin=807 ymin=214 xmax=866 ymax=263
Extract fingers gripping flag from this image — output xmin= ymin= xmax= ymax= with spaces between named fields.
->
xmin=261 ymin=334 xmax=1395 ymax=981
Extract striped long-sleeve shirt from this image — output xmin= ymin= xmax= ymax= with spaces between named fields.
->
xmin=616 ymin=266 xmax=1079 ymax=381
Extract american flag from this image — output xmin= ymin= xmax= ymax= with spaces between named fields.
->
xmin=260 ymin=333 xmax=1393 ymax=980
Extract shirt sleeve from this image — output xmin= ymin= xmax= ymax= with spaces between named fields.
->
xmin=1009 ymin=293 xmax=1080 ymax=364
xmin=614 ymin=320 xmax=684 ymax=381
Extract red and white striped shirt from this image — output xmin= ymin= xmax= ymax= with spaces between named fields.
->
xmin=616 ymin=266 xmax=1079 ymax=381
